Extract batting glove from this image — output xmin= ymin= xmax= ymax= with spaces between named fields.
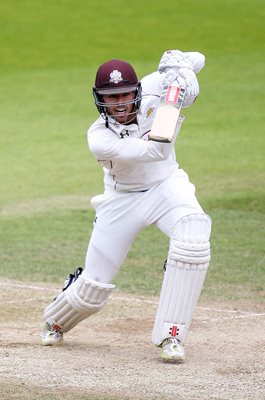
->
xmin=162 ymin=68 xmax=199 ymax=108
xmin=158 ymin=50 xmax=205 ymax=74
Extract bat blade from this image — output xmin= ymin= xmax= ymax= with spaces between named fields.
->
xmin=149 ymin=85 xmax=185 ymax=143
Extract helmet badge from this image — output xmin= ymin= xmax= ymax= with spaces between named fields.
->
xmin=109 ymin=70 xmax=123 ymax=84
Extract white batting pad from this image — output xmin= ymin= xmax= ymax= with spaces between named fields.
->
xmin=152 ymin=213 xmax=211 ymax=346
xmin=44 ymin=276 xmax=115 ymax=332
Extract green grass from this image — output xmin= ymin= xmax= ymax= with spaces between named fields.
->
xmin=1 ymin=205 xmax=264 ymax=302
xmin=0 ymin=0 xmax=264 ymax=304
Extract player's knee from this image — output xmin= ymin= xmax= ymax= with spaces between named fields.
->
xmin=169 ymin=213 xmax=211 ymax=264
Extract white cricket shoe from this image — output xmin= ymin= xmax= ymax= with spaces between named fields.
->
xmin=160 ymin=338 xmax=185 ymax=363
xmin=41 ymin=322 xmax=63 ymax=346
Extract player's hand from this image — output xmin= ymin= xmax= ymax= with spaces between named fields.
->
xmin=158 ymin=50 xmax=205 ymax=74
xmin=175 ymin=68 xmax=199 ymax=108
xmin=162 ymin=67 xmax=199 ymax=108
xmin=158 ymin=50 xmax=193 ymax=72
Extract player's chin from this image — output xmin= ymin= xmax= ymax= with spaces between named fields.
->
xmin=113 ymin=113 xmax=128 ymax=124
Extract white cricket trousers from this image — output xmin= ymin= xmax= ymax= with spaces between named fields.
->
xmin=83 ymin=169 xmax=204 ymax=283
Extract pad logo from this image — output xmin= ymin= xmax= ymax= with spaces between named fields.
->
xmin=169 ymin=325 xmax=179 ymax=337
xmin=110 ymin=70 xmax=123 ymax=84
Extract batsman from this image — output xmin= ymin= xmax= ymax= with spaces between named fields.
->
xmin=41 ymin=49 xmax=211 ymax=363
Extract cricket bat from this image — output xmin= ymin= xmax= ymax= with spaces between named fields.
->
xmin=149 ymin=85 xmax=185 ymax=143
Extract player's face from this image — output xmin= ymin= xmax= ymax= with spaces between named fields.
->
xmin=102 ymin=92 xmax=136 ymax=124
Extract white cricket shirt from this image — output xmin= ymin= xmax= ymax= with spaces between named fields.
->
xmin=87 ymin=71 xmax=184 ymax=193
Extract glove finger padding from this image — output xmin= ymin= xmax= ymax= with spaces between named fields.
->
xmin=161 ymin=67 xmax=200 ymax=108
xmin=162 ymin=69 xmax=178 ymax=87
xmin=178 ymin=68 xmax=199 ymax=108
xmin=158 ymin=50 xmax=194 ymax=73
xmin=158 ymin=50 xmax=205 ymax=74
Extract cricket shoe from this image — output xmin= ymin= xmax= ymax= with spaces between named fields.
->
xmin=41 ymin=322 xmax=63 ymax=346
xmin=160 ymin=337 xmax=185 ymax=363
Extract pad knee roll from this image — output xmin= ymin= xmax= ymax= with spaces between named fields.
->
xmin=170 ymin=213 xmax=211 ymax=264
xmin=44 ymin=276 xmax=115 ymax=333
xmin=152 ymin=213 xmax=211 ymax=346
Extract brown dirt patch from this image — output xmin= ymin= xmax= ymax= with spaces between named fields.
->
xmin=0 ymin=280 xmax=264 ymax=400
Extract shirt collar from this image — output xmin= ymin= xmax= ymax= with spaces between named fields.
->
xmin=99 ymin=115 xmax=139 ymax=134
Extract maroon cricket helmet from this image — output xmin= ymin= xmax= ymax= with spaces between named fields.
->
xmin=92 ymin=59 xmax=142 ymax=118
xmin=94 ymin=59 xmax=139 ymax=94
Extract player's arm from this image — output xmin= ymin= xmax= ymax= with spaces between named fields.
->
xmin=88 ymin=119 xmax=184 ymax=164
xmin=140 ymin=71 xmax=165 ymax=97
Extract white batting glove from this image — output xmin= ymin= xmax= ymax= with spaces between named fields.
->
xmin=158 ymin=50 xmax=205 ymax=74
xmin=158 ymin=50 xmax=193 ymax=71
xmin=179 ymin=68 xmax=199 ymax=107
xmin=163 ymin=68 xmax=199 ymax=108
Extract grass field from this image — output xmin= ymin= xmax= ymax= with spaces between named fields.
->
xmin=0 ymin=1 xmax=264 ymax=399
